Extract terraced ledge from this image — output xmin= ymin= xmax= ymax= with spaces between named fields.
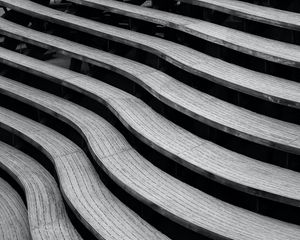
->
xmin=63 ymin=0 xmax=300 ymax=68
xmin=0 ymin=177 xmax=31 ymax=240
xmin=3 ymin=1 xmax=300 ymax=70
xmin=0 ymin=107 xmax=168 ymax=240
xmin=1 ymin=22 xmax=300 ymax=155
xmin=179 ymin=0 xmax=300 ymax=31
xmin=2 ymin=78 xmax=300 ymax=240
xmin=0 ymin=0 xmax=299 ymax=109
xmin=0 ymin=141 xmax=82 ymax=240
xmin=2 ymin=48 xmax=300 ymax=208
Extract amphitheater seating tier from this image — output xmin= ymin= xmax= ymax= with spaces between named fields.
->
xmin=179 ymin=0 xmax=300 ymax=30
xmin=64 ymin=0 xmax=300 ymax=67
xmin=1 ymin=18 xmax=300 ymax=154
xmin=0 ymin=142 xmax=82 ymax=240
xmin=1 ymin=76 xmax=300 ymax=239
xmin=0 ymin=176 xmax=31 ymax=240
xmin=1 ymin=48 xmax=300 ymax=208
xmin=0 ymin=0 xmax=299 ymax=109
xmin=0 ymin=106 xmax=168 ymax=240
xmin=0 ymin=0 xmax=299 ymax=239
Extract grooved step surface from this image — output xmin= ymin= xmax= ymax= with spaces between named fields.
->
xmin=2 ymin=0 xmax=300 ymax=68
xmin=62 ymin=0 xmax=300 ymax=67
xmin=0 ymin=142 xmax=82 ymax=240
xmin=0 ymin=21 xmax=300 ymax=154
xmin=0 ymin=0 xmax=299 ymax=109
xmin=0 ymin=177 xmax=31 ymax=240
xmin=1 ymin=49 xmax=300 ymax=207
xmin=1 ymin=77 xmax=300 ymax=239
xmin=0 ymin=108 xmax=168 ymax=240
xmin=179 ymin=0 xmax=300 ymax=30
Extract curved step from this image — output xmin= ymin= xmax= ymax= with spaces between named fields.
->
xmin=0 ymin=21 xmax=300 ymax=155
xmin=1 ymin=48 xmax=300 ymax=207
xmin=179 ymin=0 xmax=300 ymax=31
xmin=2 ymin=0 xmax=300 ymax=69
xmin=0 ymin=108 xmax=168 ymax=240
xmin=63 ymin=0 xmax=300 ymax=68
xmin=0 ymin=177 xmax=31 ymax=240
xmin=0 ymin=141 xmax=82 ymax=240
xmin=1 ymin=78 xmax=300 ymax=240
xmin=0 ymin=0 xmax=299 ymax=109
xmin=4 ymin=0 xmax=300 ymax=109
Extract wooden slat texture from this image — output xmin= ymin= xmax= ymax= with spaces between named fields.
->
xmin=2 ymin=1 xmax=300 ymax=69
xmin=63 ymin=0 xmax=300 ymax=67
xmin=179 ymin=0 xmax=300 ymax=30
xmin=2 ymin=48 xmax=300 ymax=207
xmin=1 ymin=77 xmax=300 ymax=240
xmin=0 ymin=141 xmax=82 ymax=240
xmin=0 ymin=177 xmax=31 ymax=240
xmin=0 ymin=21 xmax=300 ymax=154
xmin=0 ymin=1 xmax=298 ymax=109
xmin=0 ymin=108 xmax=168 ymax=240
